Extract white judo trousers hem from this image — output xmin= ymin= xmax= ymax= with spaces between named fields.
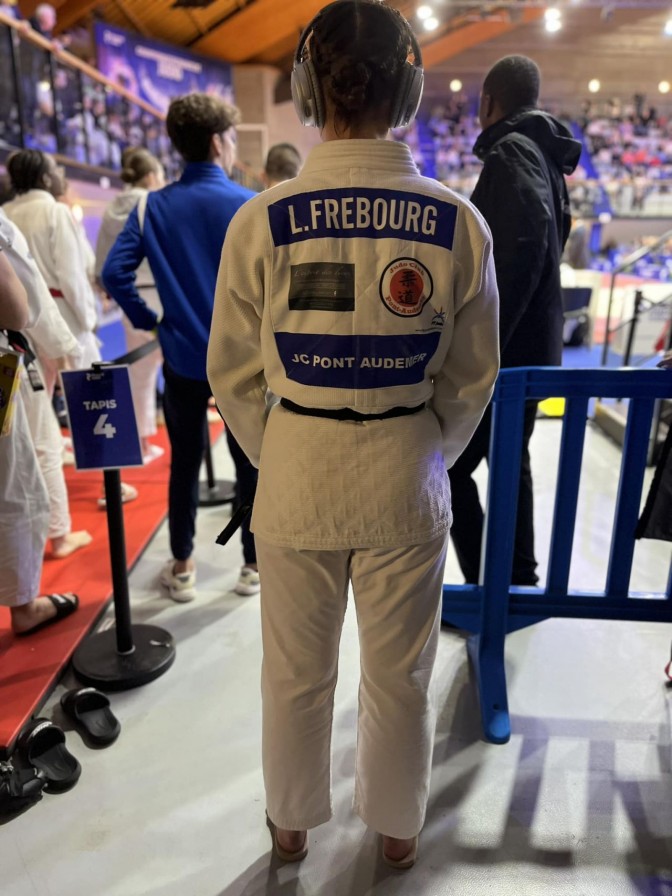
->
xmin=0 ymin=387 xmax=50 ymax=607
xmin=20 ymin=373 xmax=72 ymax=540
xmin=257 ymin=533 xmax=448 ymax=839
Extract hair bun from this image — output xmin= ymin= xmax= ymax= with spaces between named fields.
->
xmin=331 ymin=60 xmax=371 ymax=112
xmin=120 ymin=167 xmax=136 ymax=183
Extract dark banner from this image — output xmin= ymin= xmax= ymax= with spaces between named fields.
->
xmin=94 ymin=22 xmax=233 ymax=114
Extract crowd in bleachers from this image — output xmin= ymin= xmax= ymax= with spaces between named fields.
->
xmin=0 ymin=15 xmax=183 ymax=180
xmin=578 ymin=97 xmax=672 ymax=216
xmin=4 ymin=6 xmax=672 ymax=222
xmin=391 ymin=93 xmax=672 ymax=221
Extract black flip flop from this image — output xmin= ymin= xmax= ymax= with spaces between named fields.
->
xmin=61 ymin=688 xmax=120 ymax=747
xmin=15 ymin=719 xmax=81 ymax=793
xmin=17 ymin=593 xmax=79 ymax=637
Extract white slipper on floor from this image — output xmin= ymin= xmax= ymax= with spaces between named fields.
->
xmin=97 ymin=482 xmax=138 ymax=509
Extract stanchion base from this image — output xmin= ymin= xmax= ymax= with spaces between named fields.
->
xmin=72 ymin=624 xmax=176 ymax=691
xmin=198 ymin=478 xmax=235 ymax=507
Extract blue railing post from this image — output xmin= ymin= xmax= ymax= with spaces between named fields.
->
xmin=471 ymin=369 xmax=528 ymax=744
xmin=443 ymin=367 xmax=672 ymax=745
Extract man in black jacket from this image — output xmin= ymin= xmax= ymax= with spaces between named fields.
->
xmin=449 ymin=55 xmax=581 ymax=585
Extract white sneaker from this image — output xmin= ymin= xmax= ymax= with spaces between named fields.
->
xmin=160 ymin=560 xmax=197 ymax=603
xmin=234 ymin=566 xmax=260 ymax=596
xmin=142 ymin=444 xmax=165 ymax=465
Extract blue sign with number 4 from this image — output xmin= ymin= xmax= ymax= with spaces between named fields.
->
xmin=61 ymin=365 xmax=143 ymax=470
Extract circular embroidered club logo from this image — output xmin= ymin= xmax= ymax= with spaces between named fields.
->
xmin=379 ymin=258 xmax=433 ymax=317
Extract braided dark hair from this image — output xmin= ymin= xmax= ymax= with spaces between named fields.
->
xmin=6 ymin=149 xmax=51 ymax=194
xmin=311 ymin=0 xmax=413 ymax=132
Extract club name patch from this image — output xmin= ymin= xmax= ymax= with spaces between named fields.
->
xmin=275 ymin=332 xmax=441 ymax=389
xmin=380 ymin=258 xmax=433 ymax=317
xmin=268 ymin=188 xmax=457 ymax=250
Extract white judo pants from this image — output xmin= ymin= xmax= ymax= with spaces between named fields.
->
xmin=257 ymin=533 xmax=448 ymax=839
xmin=122 ymin=316 xmax=161 ymax=439
xmin=20 ymin=372 xmax=71 ymax=540
xmin=0 ymin=386 xmax=50 ymax=607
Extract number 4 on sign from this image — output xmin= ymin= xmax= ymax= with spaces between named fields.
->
xmin=94 ymin=413 xmax=117 ymax=439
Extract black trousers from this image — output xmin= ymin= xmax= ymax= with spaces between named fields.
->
xmin=162 ymin=363 xmax=257 ymax=564
xmin=448 ymin=400 xmax=539 ymax=586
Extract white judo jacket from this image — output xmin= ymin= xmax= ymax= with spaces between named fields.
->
xmin=0 ymin=209 xmax=79 ymax=364
xmin=208 ymin=140 xmax=499 ymax=550
xmin=3 ymin=190 xmax=98 ymax=352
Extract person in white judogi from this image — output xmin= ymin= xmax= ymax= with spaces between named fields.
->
xmin=0 ymin=228 xmax=79 ymax=634
xmin=0 ymin=208 xmax=92 ymax=559
xmin=4 ymin=149 xmax=100 ymax=372
xmin=208 ymin=0 xmax=499 ymax=870
xmin=95 ymin=147 xmax=165 ymax=463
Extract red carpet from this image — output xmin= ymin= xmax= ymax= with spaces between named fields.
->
xmin=0 ymin=421 xmax=224 ymax=755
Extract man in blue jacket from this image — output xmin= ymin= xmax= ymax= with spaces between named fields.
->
xmin=448 ymin=56 xmax=581 ymax=586
xmin=103 ymin=93 xmax=258 ymax=602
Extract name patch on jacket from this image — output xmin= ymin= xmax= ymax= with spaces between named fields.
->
xmin=289 ymin=263 xmax=355 ymax=311
xmin=275 ymin=332 xmax=440 ymax=388
xmin=268 ymin=188 xmax=457 ymax=249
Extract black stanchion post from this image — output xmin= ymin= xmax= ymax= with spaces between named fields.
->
xmin=198 ymin=419 xmax=235 ymax=507
xmin=203 ymin=427 xmax=216 ymax=490
xmin=103 ymin=468 xmax=133 ymax=655
xmin=72 ymin=467 xmax=176 ymax=690
xmin=623 ymin=289 xmax=643 ymax=368
xmin=69 ymin=356 xmax=176 ymax=691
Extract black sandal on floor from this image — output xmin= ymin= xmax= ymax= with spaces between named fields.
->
xmin=61 ymin=688 xmax=120 ymax=747
xmin=15 ymin=719 xmax=81 ymax=793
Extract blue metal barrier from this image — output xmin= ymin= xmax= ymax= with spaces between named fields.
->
xmin=442 ymin=367 xmax=672 ymax=745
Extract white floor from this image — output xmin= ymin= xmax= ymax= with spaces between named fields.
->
xmin=2 ymin=418 xmax=672 ymax=896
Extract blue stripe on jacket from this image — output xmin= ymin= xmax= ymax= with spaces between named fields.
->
xmin=102 ymin=162 xmax=255 ymax=381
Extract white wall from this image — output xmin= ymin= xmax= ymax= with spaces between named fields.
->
xmin=232 ymin=64 xmax=320 ymax=176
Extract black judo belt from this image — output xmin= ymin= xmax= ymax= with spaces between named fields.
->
xmin=216 ymin=501 xmax=253 ymax=547
xmin=280 ymin=397 xmax=425 ymax=421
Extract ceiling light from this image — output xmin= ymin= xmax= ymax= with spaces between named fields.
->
xmin=417 ymin=5 xmax=433 ymax=19
xmin=659 ymin=80 xmax=671 ymax=94
xmin=424 ymin=16 xmax=439 ymax=31
xmin=544 ymin=8 xmax=562 ymax=32
xmin=665 ymin=17 xmax=672 ymax=36
xmin=450 ymin=79 xmax=463 ymax=92
xmin=588 ymin=79 xmax=601 ymax=93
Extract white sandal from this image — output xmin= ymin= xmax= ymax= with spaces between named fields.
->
xmin=97 ymin=482 xmax=139 ymax=509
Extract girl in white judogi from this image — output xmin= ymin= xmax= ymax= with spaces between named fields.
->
xmin=208 ymin=0 xmax=499 ymax=869
xmin=95 ymin=148 xmax=165 ymax=463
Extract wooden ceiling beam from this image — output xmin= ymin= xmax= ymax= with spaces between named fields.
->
xmin=421 ymin=8 xmax=544 ymax=69
xmin=192 ymin=0 xmax=324 ymax=62
xmin=49 ymin=0 xmax=99 ymax=33
xmin=113 ymin=0 xmax=150 ymax=37
xmin=254 ymin=32 xmax=300 ymax=65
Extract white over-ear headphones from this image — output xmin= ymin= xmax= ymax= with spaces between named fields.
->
xmin=291 ymin=0 xmax=424 ymax=130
